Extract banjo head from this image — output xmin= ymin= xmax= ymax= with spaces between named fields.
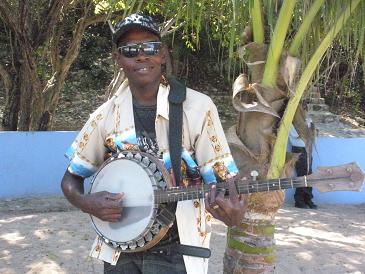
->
xmin=89 ymin=151 xmax=171 ymax=252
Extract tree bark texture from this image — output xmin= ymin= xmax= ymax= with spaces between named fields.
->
xmin=0 ymin=55 xmax=18 ymax=130
xmin=224 ymin=42 xmax=304 ymax=273
xmin=1 ymin=77 xmax=20 ymax=131
xmin=0 ymin=1 xmax=114 ymax=130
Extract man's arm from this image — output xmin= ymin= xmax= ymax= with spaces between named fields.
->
xmin=61 ymin=169 xmax=124 ymax=222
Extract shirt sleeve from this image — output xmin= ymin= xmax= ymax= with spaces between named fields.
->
xmin=65 ymin=105 xmax=108 ymax=178
xmin=194 ymin=98 xmax=238 ymax=184
xmin=288 ymin=125 xmax=306 ymax=148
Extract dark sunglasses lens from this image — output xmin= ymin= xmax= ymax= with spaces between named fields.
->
xmin=121 ymin=46 xmax=139 ymax=58
xmin=142 ymin=42 xmax=161 ymax=56
xmin=120 ymin=42 xmax=161 ymax=58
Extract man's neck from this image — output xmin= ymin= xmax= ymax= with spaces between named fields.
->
xmin=129 ymin=81 xmax=159 ymax=106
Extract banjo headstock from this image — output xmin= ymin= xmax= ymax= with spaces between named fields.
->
xmin=307 ymin=162 xmax=364 ymax=192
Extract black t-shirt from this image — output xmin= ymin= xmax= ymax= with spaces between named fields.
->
xmin=133 ymin=99 xmax=159 ymax=156
xmin=133 ymin=98 xmax=179 ymax=247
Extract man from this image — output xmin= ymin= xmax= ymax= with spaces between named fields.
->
xmin=289 ymin=123 xmax=318 ymax=209
xmin=61 ymin=13 xmax=245 ymax=274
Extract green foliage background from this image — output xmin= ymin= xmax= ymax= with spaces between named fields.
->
xmin=0 ymin=0 xmax=364 ymax=129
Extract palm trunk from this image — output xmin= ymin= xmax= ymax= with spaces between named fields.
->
xmin=224 ymin=43 xmax=289 ymax=273
xmin=224 ymin=1 xmax=297 ymax=271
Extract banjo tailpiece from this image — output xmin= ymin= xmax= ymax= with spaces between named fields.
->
xmin=156 ymin=205 xmax=175 ymax=227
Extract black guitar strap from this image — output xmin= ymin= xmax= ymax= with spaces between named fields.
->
xmin=166 ymin=78 xmax=212 ymax=259
xmin=167 ymin=77 xmax=186 ymax=186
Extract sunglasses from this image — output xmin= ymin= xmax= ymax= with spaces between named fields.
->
xmin=118 ymin=41 xmax=162 ymax=58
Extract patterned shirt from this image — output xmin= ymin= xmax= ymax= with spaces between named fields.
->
xmin=65 ymin=79 xmax=238 ymax=273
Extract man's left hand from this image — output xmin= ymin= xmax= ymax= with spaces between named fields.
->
xmin=205 ymin=176 xmax=247 ymax=227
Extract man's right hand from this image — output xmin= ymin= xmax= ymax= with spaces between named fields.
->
xmin=81 ymin=191 xmax=124 ymax=223
xmin=61 ymin=170 xmax=124 ymax=223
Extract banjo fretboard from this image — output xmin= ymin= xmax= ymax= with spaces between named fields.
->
xmin=153 ymin=176 xmax=350 ymax=203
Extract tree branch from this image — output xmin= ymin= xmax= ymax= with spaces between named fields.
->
xmin=19 ymin=0 xmax=29 ymax=32
xmin=85 ymin=10 xmax=123 ymax=28
xmin=0 ymin=1 xmax=20 ymax=36
xmin=0 ymin=2 xmax=40 ymax=91
xmin=160 ymin=16 xmax=177 ymax=37
xmin=0 ymin=62 xmax=13 ymax=93
xmin=50 ymin=25 xmax=62 ymax=72
xmin=60 ymin=10 xmax=122 ymax=76
xmin=34 ymin=0 xmax=71 ymax=48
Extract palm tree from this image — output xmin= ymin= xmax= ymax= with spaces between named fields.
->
xmin=220 ymin=0 xmax=364 ymax=273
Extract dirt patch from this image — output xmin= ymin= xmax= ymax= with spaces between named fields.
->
xmin=1 ymin=197 xmax=364 ymax=274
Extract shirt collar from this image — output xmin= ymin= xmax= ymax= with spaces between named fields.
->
xmin=156 ymin=84 xmax=170 ymax=120
xmin=113 ymin=79 xmax=131 ymax=105
xmin=114 ymin=79 xmax=170 ymax=120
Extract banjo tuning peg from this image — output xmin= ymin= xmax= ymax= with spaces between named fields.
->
xmin=250 ymin=170 xmax=259 ymax=181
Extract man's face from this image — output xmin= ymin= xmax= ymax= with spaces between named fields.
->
xmin=115 ymin=28 xmax=166 ymax=87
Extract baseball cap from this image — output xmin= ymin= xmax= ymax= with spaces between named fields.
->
xmin=113 ymin=13 xmax=161 ymax=45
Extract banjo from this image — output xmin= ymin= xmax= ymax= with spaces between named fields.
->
xmin=89 ymin=150 xmax=364 ymax=253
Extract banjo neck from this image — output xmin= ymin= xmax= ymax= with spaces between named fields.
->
xmin=155 ymin=177 xmax=312 ymax=203
xmin=154 ymin=162 xmax=364 ymax=204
